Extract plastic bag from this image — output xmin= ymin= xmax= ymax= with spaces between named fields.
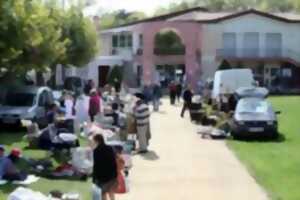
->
xmin=8 ymin=187 xmax=48 ymax=200
xmin=92 ymin=184 xmax=102 ymax=200
xmin=71 ymin=147 xmax=93 ymax=174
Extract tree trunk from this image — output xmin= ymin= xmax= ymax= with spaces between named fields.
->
xmin=36 ymin=71 xmax=45 ymax=86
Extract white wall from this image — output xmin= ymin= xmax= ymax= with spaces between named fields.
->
xmin=201 ymin=13 xmax=300 ymax=80
xmin=221 ymin=14 xmax=300 ymax=57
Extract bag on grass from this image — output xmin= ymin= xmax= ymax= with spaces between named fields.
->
xmin=8 ymin=187 xmax=48 ymax=200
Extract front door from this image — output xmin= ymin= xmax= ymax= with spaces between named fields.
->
xmin=98 ymin=66 xmax=110 ymax=88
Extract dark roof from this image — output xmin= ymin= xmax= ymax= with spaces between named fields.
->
xmin=197 ymin=9 xmax=300 ymax=23
xmin=104 ymin=8 xmax=300 ymax=31
xmin=108 ymin=7 xmax=208 ymax=29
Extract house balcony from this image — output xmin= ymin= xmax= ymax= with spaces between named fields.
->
xmin=216 ymin=48 xmax=300 ymax=65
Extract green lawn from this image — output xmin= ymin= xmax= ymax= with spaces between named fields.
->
xmin=228 ymin=96 xmax=300 ymax=200
xmin=0 ymin=133 xmax=92 ymax=199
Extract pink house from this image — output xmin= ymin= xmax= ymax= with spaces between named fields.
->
xmin=71 ymin=7 xmax=300 ymax=92
xmin=96 ymin=7 xmax=206 ymax=88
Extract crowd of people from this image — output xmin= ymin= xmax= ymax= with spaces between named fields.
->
xmin=0 ymin=76 xmax=213 ymax=199
xmin=0 ymin=78 xmax=154 ymax=200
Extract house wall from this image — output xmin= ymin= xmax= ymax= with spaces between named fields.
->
xmin=99 ymin=33 xmax=113 ymax=56
xmin=138 ymin=21 xmax=202 ymax=87
xmin=201 ymin=14 xmax=300 ymax=80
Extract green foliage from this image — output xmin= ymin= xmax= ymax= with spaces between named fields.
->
xmin=107 ymin=65 xmax=123 ymax=85
xmin=156 ymin=0 xmax=300 ymax=13
xmin=60 ymin=7 xmax=99 ymax=67
xmin=154 ymin=30 xmax=185 ymax=55
xmin=218 ymin=60 xmax=232 ymax=70
xmin=0 ymin=0 xmax=67 ymax=73
xmin=0 ymin=0 xmax=98 ymax=76
xmin=99 ymin=10 xmax=147 ymax=29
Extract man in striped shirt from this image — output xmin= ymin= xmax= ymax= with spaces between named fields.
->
xmin=134 ymin=93 xmax=150 ymax=154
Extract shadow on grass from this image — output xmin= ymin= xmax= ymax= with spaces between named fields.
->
xmin=0 ymin=184 xmax=18 ymax=196
xmin=140 ymin=150 xmax=160 ymax=161
xmin=0 ymin=132 xmax=24 ymax=146
xmin=231 ymin=132 xmax=286 ymax=143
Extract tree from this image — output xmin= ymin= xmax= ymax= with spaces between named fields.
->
xmin=0 ymin=1 xmax=99 ymax=85
xmin=154 ymin=30 xmax=185 ymax=54
xmin=60 ymin=6 xmax=99 ymax=67
xmin=0 ymin=0 xmax=67 ymax=74
xmin=108 ymin=65 xmax=123 ymax=85
xmin=99 ymin=10 xmax=147 ymax=29
xmin=159 ymin=0 xmax=300 ymax=13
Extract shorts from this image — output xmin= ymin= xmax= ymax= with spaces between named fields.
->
xmin=97 ymin=178 xmax=118 ymax=193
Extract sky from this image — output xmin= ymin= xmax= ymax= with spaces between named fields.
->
xmin=83 ymin=0 xmax=181 ymax=16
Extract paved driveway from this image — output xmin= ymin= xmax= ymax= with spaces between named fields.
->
xmin=118 ymin=101 xmax=269 ymax=200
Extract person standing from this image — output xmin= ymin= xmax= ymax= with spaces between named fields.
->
xmin=64 ymin=92 xmax=76 ymax=132
xmin=176 ymin=82 xmax=182 ymax=103
xmin=92 ymin=134 xmax=118 ymax=200
xmin=134 ymin=94 xmax=150 ymax=153
xmin=181 ymin=85 xmax=193 ymax=118
xmin=89 ymin=89 xmax=101 ymax=122
xmin=84 ymin=79 xmax=95 ymax=95
xmin=169 ymin=81 xmax=177 ymax=105
xmin=152 ymin=84 xmax=161 ymax=112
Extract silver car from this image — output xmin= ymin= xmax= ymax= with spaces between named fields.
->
xmin=231 ymin=97 xmax=280 ymax=139
xmin=0 ymin=86 xmax=54 ymax=127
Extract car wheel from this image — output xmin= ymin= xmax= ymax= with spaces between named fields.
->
xmin=231 ymin=131 xmax=240 ymax=140
xmin=270 ymin=131 xmax=279 ymax=140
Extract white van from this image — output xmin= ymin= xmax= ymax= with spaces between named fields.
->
xmin=212 ymin=69 xmax=255 ymax=101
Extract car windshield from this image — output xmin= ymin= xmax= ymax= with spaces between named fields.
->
xmin=237 ymin=98 xmax=270 ymax=114
xmin=4 ymin=92 xmax=35 ymax=107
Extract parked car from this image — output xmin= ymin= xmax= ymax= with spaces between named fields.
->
xmin=231 ymin=97 xmax=280 ymax=139
xmin=0 ymin=86 xmax=54 ymax=127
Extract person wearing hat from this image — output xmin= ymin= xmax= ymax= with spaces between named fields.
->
xmin=0 ymin=147 xmax=27 ymax=181
xmin=134 ymin=93 xmax=150 ymax=153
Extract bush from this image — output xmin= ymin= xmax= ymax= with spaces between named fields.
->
xmin=107 ymin=65 xmax=123 ymax=85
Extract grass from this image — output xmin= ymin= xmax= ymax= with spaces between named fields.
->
xmin=0 ymin=132 xmax=92 ymax=199
xmin=228 ymin=96 xmax=300 ymax=200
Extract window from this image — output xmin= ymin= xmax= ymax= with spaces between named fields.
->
xmin=139 ymin=34 xmax=143 ymax=47
xmin=222 ymin=33 xmax=236 ymax=56
xmin=282 ymin=68 xmax=292 ymax=77
xmin=243 ymin=32 xmax=259 ymax=56
xmin=120 ymin=35 xmax=126 ymax=47
xmin=271 ymin=68 xmax=279 ymax=76
xmin=127 ymin=35 xmax=132 ymax=47
xmin=112 ymin=33 xmax=133 ymax=48
xmin=266 ymin=33 xmax=282 ymax=56
xmin=4 ymin=93 xmax=35 ymax=107
xmin=112 ymin=35 xmax=118 ymax=48
xmin=38 ymin=91 xmax=48 ymax=107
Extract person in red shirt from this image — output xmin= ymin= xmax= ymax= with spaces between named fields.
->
xmin=169 ymin=81 xmax=177 ymax=105
xmin=89 ymin=89 xmax=101 ymax=122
